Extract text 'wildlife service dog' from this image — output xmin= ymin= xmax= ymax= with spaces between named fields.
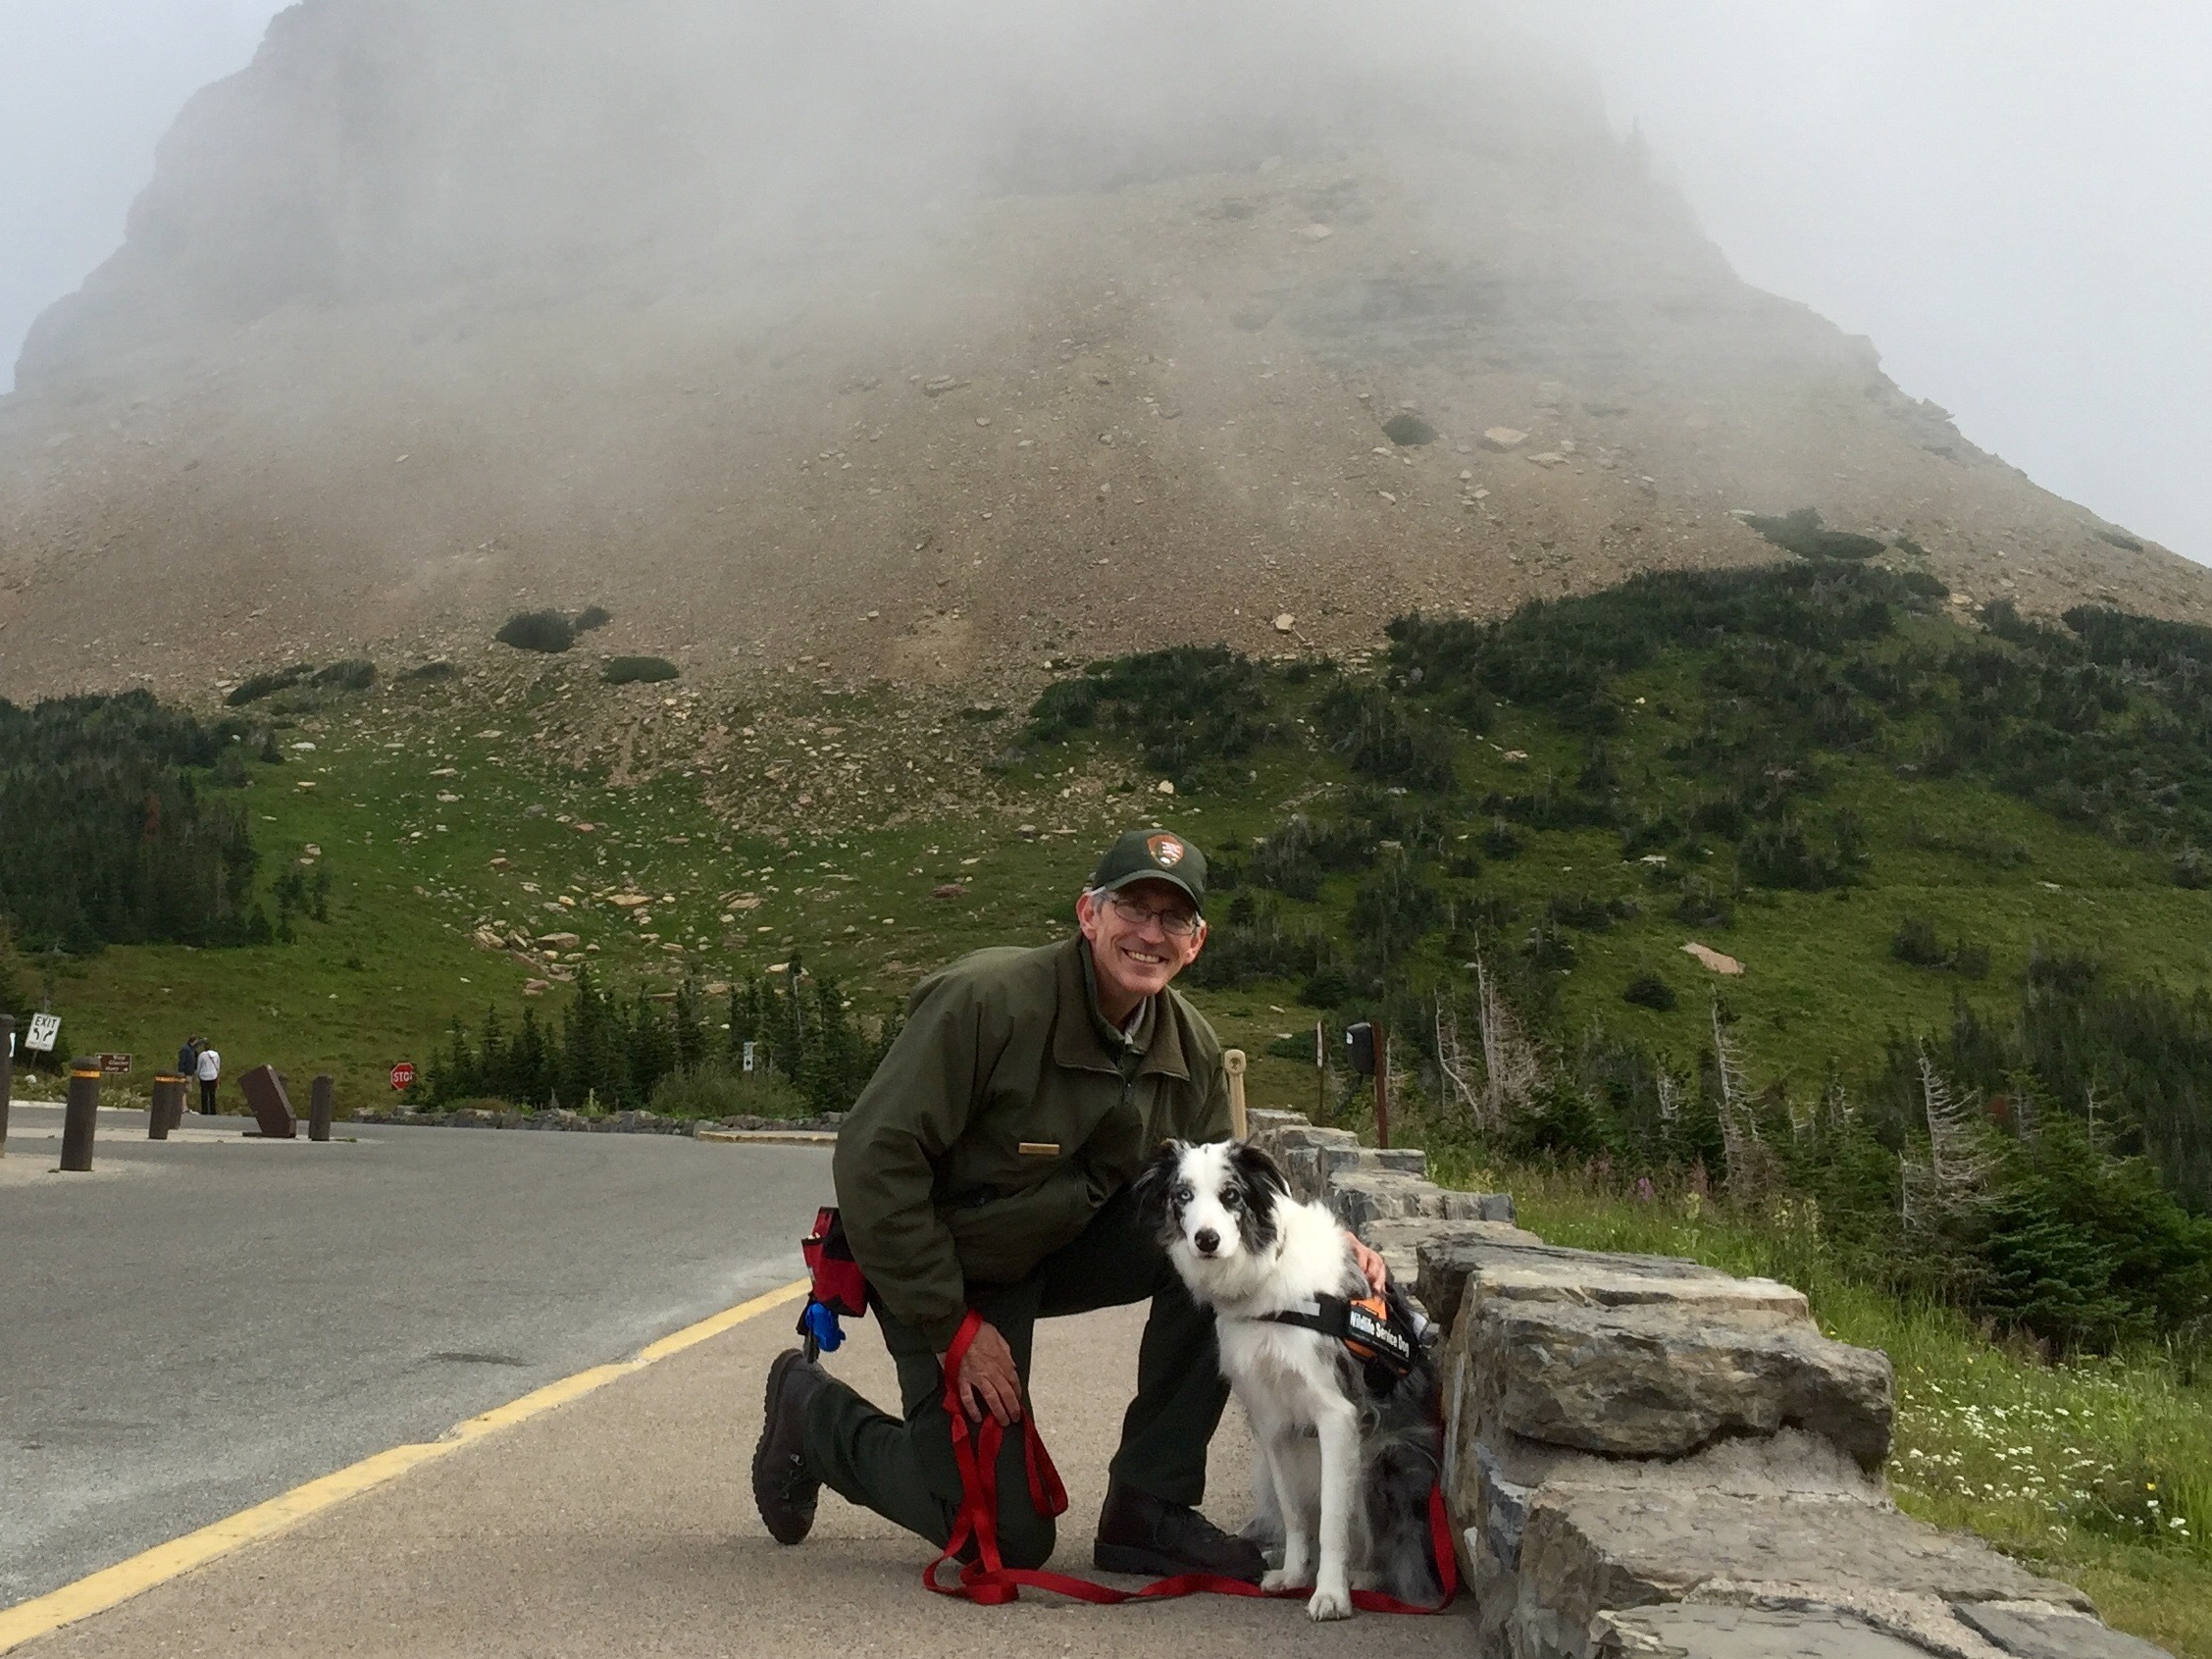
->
xmin=1137 ymin=1140 xmax=1446 ymax=1621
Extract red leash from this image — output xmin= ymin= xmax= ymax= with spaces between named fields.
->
xmin=921 ymin=1312 xmax=1458 ymax=1613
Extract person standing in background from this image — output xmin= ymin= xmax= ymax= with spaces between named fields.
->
xmin=178 ymin=1035 xmax=199 ymax=1079
xmin=194 ymin=1040 xmax=221 ymax=1115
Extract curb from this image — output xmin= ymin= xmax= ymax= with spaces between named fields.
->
xmin=349 ymin=1110 xmax=843 ymax=1139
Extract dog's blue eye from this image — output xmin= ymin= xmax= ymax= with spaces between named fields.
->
xmin=1172 ymin=1183 xmax=1194 ymax=1205
xmin=1219 ymin=1188 xmax=1242 ymax=1210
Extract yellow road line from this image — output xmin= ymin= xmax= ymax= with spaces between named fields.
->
xmin=0 ymin=1277 xmax=807 ymax=1653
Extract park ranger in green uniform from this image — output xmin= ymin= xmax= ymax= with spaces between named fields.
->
xmin=751 ymin=827 xmax=1380 ymax=1579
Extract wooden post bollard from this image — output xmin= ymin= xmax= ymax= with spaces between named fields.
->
xmin=310 ymin=1074 xmax=334 ymax=1142
xmin=0 ymin=1012 xmax=13 ymax=1158
xmin=1224 ymin=1048 xmax=1249 ymax=1141
xmin=61 ymin=1058 xmax=100 ymax=1172
xmin=149 ymin=1074 xmax=185 ymax=1139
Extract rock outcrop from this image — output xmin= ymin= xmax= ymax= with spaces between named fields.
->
xmin=1242 ymin=1110 xmax=2168 ymax=1659
xmin=1469 ymin=1297 xmax=1895 ymax=1470
xmin=3 ymin=2 xmax=2205 ymax=704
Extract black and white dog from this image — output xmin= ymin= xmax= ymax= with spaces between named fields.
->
xmin=1136 ymin=1140 xmax=1443 ymax=1620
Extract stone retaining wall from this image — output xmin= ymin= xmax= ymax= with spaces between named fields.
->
xmin=1242 ymin=1110 xmax=2169 ymax=1659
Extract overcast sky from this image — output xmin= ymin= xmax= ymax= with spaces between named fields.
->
xmin=3 ymin=1 xmax=2207 ymax=560
xmin=1518 ymin=1 xmax=2212 ymax=562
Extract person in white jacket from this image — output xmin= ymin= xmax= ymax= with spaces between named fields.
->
xmin=195 ymin=1043 xmax=221 ymax=1115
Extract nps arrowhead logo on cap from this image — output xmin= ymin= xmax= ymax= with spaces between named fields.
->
xmin=1089 ymin=827 xmax=1208 ymax=911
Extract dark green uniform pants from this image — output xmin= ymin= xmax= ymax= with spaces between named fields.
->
xmin=801 ymin=1185 xmax=1229 ymax=1569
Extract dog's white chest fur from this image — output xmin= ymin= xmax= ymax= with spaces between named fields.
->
xmin=1216 ymin=1312 xmax=1341 ymax=1399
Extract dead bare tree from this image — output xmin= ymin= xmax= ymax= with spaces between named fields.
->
xmin=1433 ymin=994 xmax=1487 ymax=1125
xmin=1821 ymin=1076 xmax=1854 ymax=1138
xmin=1474 ymin=954 xmax=1539 ymax=1128
xmin=2006 ymin=1069 xmax=2039 ymax=1144
xmin=1710 ymin=998 xmax=1763 ymax=1192
xmin=1900 ymin=1050 xmax=1998 ymax=1244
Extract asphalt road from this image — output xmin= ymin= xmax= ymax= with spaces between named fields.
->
xmin=23 ymin=1292 xmax=1475 ymax=1659
xmin=0 ymin=1103 xmax=830 ymax=1610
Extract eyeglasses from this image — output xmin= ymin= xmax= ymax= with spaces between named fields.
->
xmin=1104 ymin=894 xmax=1203 ymax=939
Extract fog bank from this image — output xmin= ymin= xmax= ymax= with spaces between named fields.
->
xmin=7 ymin=4 xmax=2204 ymax=561
xmin=1518 ymin=0 xmax=2212 ymax=562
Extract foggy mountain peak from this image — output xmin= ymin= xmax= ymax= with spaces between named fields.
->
xmin=0 ymin=0 xmax=2202 ymax=700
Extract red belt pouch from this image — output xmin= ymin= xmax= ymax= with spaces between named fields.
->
xmin=801 ymin=1206 xmax=871 ymax=1317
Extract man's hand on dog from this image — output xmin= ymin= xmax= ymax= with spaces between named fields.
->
xmin=942 ymin=1321 xmax=1024 ymax=1424
xmin=1347 ymin=1233 xmax=1388 ymax=1296
xmin=942 ymin=1244 xmax=1379 ymax=1425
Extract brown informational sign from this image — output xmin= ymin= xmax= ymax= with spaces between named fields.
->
xmin=239 ymin=1063 xmax=298 ymax=1138
xmin=98 ymin=1053 xmax=133 ymax=1074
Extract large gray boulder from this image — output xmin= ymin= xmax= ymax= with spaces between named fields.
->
xmin=1593 ymin=1604 xmax=1942 ymax=1658
xmin=1321 ymin=1141 xmax=1429 ymax=1183
xmin=1418 ymin=1233 xmax=1801 ymax=1340
xmin=1454 ymin=1424 xmax=1885 ymax=1579
xmin=1247 ymin=1119 xmax=1361 ymax=1201
xmin=1518 ymin=1486 xmax=2093 ymax=1659
xmin=1954 ymin=1602 xmax=2177 ymax=1659
xmin=1455 ymin=1429 xmax=1894 ymax=1658
xmin=1285 ymin=1141 xmax=1431 ymax=1204
xmin=1470 ymin=1298 xmax=1894 ymax=1470
xmin=1326 ymin=1167 xmax=1497 ymax=1228
xmin=1363 ymin=1217 xmax=1543 ymax=1299
xmin=1243 ymin=1108 xmax=1310 ymax=1142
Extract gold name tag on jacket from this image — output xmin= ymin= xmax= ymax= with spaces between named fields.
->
xmin=1018 ymin=1142 xmax=1061 ymax=1157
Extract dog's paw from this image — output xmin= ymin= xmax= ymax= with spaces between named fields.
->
xmin=1305 ymin=1584 xmax=1354 ymax=1622
xmin=1261 ymin=1569 xmax=1311 ymax=1595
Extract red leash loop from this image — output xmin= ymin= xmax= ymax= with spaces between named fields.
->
xmin=920 ymin=1311 xmax=1458 ymax=1614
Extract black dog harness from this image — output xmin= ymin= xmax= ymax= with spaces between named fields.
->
xmin=1260 ymin=1293 xmax=1419 ymax=1389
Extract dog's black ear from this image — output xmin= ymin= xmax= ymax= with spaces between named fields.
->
xmin=1227 ymin=1139 xmax=1289 ymax=1200
xmin=1132 ymin=1140 xmax=1185 ymax=1230
xmin=1225 ymin=1140 xmax=1289 ymax=1251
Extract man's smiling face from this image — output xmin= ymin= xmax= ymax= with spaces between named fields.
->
xmin=1077 ymin=878 xmax=1208 ymax=1019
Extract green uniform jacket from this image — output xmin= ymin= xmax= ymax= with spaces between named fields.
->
xmin=832 ymin=935 xmax=1231 ymax=1351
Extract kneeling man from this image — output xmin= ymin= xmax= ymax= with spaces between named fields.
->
xmin=753 ymin=828 xmax=1379 ymax=1577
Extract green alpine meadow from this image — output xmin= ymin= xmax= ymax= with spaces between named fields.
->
xmin=8 ymin=558 xmax=2212 ymax=1650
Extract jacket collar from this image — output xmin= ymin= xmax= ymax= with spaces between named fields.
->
xmin=1052 ymin=935 xmax=1192 ymax=1081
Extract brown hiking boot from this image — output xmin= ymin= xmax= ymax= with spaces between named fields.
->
xmin=1094 ymin=1482 xmax=1264 ymax=1581
xmin=752 ymin=1348 xmax=827 ymax=1545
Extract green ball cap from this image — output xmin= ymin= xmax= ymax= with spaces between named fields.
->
xmin=1088 ymin=828 xmax=1208 ymax=913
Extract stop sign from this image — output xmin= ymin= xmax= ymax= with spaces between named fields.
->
xmin=389 ymin=1062 xmax=416 ymax=1091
